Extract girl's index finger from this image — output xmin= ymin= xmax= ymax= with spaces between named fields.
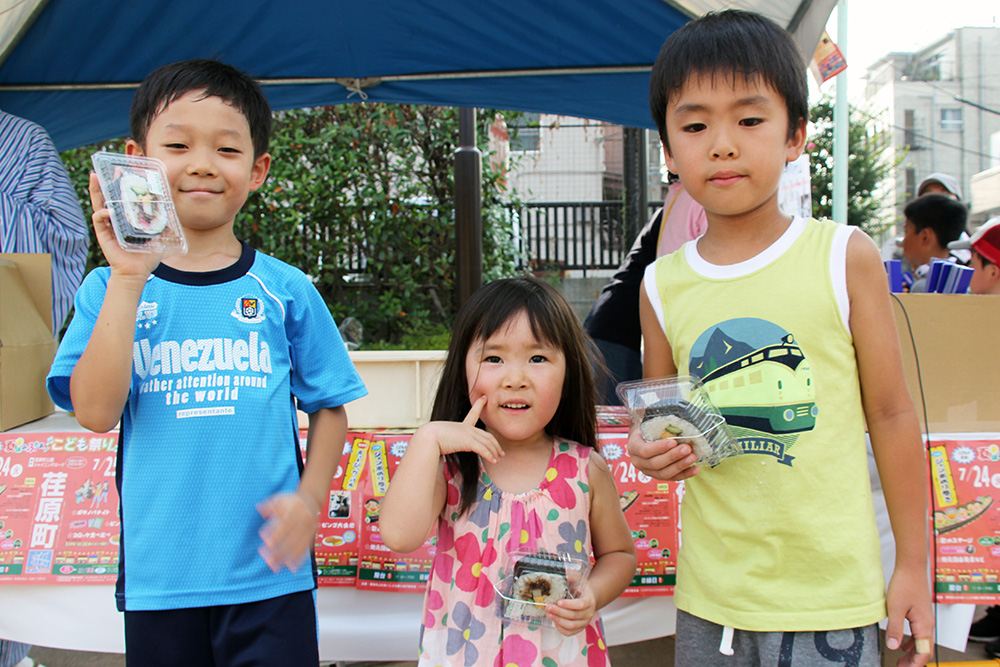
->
xmin=463 ymin=395 xmax=487 ymax=426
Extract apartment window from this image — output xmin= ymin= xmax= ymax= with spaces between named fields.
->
xmin=905 ymin=168 xmax=915 ymax=200
xmin=509 ymin=112 xmax=541 ymax=152
xmin=941 ymin=108 xmax=963 ymax=132
xmin=903 ymin=109 xmax=916 ymax=147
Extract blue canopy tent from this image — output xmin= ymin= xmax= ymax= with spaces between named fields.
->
xmin=0 ymin=0 xmax=836 ymax=151
xmin=0 ymin=0 xmax=836 ymax=296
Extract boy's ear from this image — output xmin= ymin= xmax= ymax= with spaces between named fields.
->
xmin=124 ymin=139 xmax=144 ymax=156
xmin=248 ymin=152 xmax=271 ymax=192
xmin=662 ymin=144 xmax=677 ymax=174
xmin=785 ymin=118 xmax=807 ymax=162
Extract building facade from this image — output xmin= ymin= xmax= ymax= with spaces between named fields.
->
xmin=862 ymin=27 xmax=1000 ymax=229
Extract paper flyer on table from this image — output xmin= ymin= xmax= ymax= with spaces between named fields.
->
xmin=930 ymin=438 xmax=1000 ymax=603
xmin=355 ymin=433 xmax=435 ymax=593
xmin=0 ymin=431 xmax=120 ymax=584
xmin=598 ymin=431 xmax=680 ymax=597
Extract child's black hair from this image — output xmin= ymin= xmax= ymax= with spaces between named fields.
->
xmin=649 ymin=9 xmax=809 ymax=154
xmin=432 ymin=277 xmax=600 ymax=515
xmin=903 ymin=193 xmax=969 ymax=247
xmin=130 ymin=59 xmax=271 ymax=158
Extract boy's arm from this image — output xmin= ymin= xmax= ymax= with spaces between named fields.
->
xmin=70 ymin=173 xmax=162 ymax=432
xmin=257 ymin=405 xmax=348 ymax=573
xmin=847 ymin=231 xmax=933 ymax=663
xmin=626 ymin=287 xmax=700 ymax=481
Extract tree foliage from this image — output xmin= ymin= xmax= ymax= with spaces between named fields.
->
xmin=60 ymin=104 xmax=522 ymax=346
xmin=806 ymin=96 xmax=902 ymax=236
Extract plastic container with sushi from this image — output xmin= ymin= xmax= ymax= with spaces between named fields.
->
xmin=616 ymin=375 xmax=741 ymax=467
xmin=91 ymin=152 xmax=187 ymax=256
xmin=493 ymin=551 xmax=591 ymax=627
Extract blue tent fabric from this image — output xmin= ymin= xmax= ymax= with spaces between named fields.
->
xmin=0 ymin=0 xmax=693 ymax=150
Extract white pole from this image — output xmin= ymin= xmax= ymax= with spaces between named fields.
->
xmin=832 ymin=0 xmax=849 ymax=224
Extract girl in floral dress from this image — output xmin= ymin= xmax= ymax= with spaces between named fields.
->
xmin=381 ymin=277 xmax=637 ymax=667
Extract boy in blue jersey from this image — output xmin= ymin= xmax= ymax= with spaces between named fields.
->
xmin=47 ymin=60 xmax=367 ymax=666
xmin=627 ymin=11 xmax=934 ymax=667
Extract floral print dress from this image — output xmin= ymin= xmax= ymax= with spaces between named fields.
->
xmin=418 ymin=439 xmax=612 ymax=667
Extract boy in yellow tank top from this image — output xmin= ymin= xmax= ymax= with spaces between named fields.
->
xmin=628 ymin=10 xmax=934 ymax=667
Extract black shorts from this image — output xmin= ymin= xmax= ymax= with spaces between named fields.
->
xmin=124 ymin=590 xmax=318 ymax=667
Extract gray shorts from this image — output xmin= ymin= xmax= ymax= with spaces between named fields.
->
xmin=675 ymin=610 xmax=882 ymax=667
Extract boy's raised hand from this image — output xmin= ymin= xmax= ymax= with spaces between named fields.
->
xmin=256 ymin=491 xmax=319 ymax=573
xmin=89 ymin=172 xmax=164 ymax=277
xmin=626 ymin=423 xmax=700 ymax=482
xmin=425 ymin=395 xmax=504 ymax=464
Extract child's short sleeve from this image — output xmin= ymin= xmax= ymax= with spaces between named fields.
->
xmin=283 ymin=274 xmax=367 ymax=414
xmin=46 ymin=268 xmax=113 ymax=410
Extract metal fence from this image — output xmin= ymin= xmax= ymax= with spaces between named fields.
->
xmin=506 ymin=201 xmax=661 ymax=275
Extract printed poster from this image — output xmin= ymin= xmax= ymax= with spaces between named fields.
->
xmin=599 ymin=432 xmax=680 ymax=596
xmin=0 ymin=432 xmax=120 ymax=584
xmin=313 ymin=431 xmax=363 ymax=586
xmin=931 ymin=439 xmax=1000 ymax=603
xmin=355 ymin=433 xmax=435 ymax=593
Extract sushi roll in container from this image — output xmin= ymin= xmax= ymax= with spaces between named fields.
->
xmin=91 ymin=152 xmax=187 ymax=256
xmin=616 ymin=375 xmax=740 ymax=467
xmin=494 ymin=551 xmax=591 ymax=626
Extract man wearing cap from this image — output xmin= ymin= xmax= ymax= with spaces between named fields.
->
xmin=949 ymin=218 xmax=1000 ymax=295
xmin=917 ymin=172 xmax=962 ymax=200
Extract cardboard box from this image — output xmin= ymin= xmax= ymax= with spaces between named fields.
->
xmin=345 ymin=350 xmax=446 ymax=428
xmin=892 ymin=293 xmax=1000 ymax=433
xmin=0 ymin=254 xmax=56 ymax=430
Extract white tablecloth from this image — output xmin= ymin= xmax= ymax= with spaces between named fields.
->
xmin=0 ymin=583 xmax=678 ymax=659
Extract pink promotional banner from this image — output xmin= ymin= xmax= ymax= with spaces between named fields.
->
xmin=0 ymin=431 xmax=120 ymax=584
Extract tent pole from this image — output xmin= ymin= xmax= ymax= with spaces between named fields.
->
xmin=832 ymin=0 xmax=849 ymax=224
xmin=455 ymin=107 xmax=482 ymax=309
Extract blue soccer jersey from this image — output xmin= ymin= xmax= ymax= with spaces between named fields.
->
xmin=48 ymin=243 xmax=367 ymax=611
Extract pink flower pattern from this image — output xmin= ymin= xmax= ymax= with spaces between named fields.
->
xmin=417 ymin=440 xmax=610 ymax=667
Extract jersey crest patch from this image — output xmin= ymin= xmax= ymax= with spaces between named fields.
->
xmin=232 ymin=295 xmax=265 ymax=324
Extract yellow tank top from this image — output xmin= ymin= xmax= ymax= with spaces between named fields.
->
xmin=643 ymin=217 xmax=885 ymax=631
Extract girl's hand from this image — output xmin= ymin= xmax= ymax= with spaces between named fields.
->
xmin=256 ymin=491 xmax=319 ymax=573
xmin=423 ymin=396 xmax=504 ymax=463
xmin=626 ymin=423 xmax=700 ymax=481
xmin=546 ymin=584 xmax=597 ymax=636
xmin=89 ymin=172 xmax=164 ymax=278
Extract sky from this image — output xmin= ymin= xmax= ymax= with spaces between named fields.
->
xmin=818 ymin=0 xmax=999 ymax=100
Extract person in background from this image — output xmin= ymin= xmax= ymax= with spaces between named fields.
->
xmin=0 ymin=109 xmax=89 ymax=667
xmin=899 ymin=193 xmax=968 ymax=292
xmin=0 ymin=110 xmax=90 ymax=334
xmin=46 ymin=59 xmax=367 ymax=666
xmin=917 ymin=172 xmax=962 ymax=200
xmin=949 ymin=218 xmax=1000 ymax=296
xmin=631 ymin=9 xmax=933 ymax=665
xmin=583 ymin=177 xmax=706 ymax=404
